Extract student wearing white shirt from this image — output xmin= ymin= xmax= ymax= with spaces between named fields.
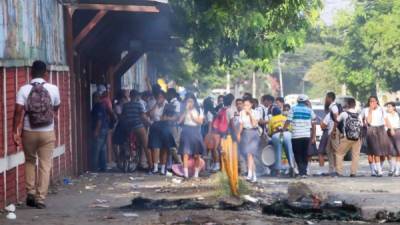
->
xmin=238 ymin=98 xmax=261 ymax=183
xmin=362 ymin=96 xmax=393 ymax=177
xmin=13 ymin=61 xmax=61 ymax=209
xmin=385 ymin=102 xmax=400 ymax=176
xmin=334 ymin=98 xmax=363 ymax=176
xmin=178 ymin=93 xmax=205 ymax=179
xmin=148 ymin=91 xmax=168 ymax=174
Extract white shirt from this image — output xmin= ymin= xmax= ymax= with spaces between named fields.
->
xmin=170 ymin=98 xmax=181 ymax=114
xmin=362 ymin=107 xmax=386 ymax=127
xmin=151 ymin=101 xmax=167 ymax=122
xmin=337 ymin=108 xmax=363 ymax=128
xmin=16 ymin=78 xmax=61 ymax=132
xmin=387 ymin=112 xmax=400 ymax=129
xmin=239 ymin=109 xmax=260 ymax=129
xmin=184 ymin=108 xmax=204 ymax=126
xmin=322 ymin=102 xmax=339 ymax=134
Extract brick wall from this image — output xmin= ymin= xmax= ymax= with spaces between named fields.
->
xmin=0 ymin=67 xmax=72 ymax=207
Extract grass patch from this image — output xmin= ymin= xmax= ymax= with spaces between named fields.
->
xmin=213 ymin=172 xmax=250 ymax=197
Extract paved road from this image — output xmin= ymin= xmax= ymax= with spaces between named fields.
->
xmin=1 ymin=156 xmax=399 ymax=224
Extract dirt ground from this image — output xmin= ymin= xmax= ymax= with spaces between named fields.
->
xmin=1 ymin=159 xmax=399 ymax=225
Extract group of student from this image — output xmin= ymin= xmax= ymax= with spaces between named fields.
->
xmin=91 ymin=85 xmax=400 ymax=182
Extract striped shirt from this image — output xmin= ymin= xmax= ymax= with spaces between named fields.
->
xmin=121 ymin=100 xmax=145 ymax=130
xmin=287 ymin=103 xmax=316 ymax=139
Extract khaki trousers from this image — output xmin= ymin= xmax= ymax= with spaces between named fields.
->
xmin=326 ymin=129 xmax=341 ymax=173
xmin=22 ymin=130 xmax=55 ymax=202
xmin=335 ymin=138 xmax=361 ymax=175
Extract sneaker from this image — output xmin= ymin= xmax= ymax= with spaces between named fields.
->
xmin=389 ymin=171 xmax=394 ymax=177
xmin=350 ymin=174 xmax=357 ymax=177
xmin=251 ymin=177 xmax=257 ymax=183
xmin=301 ymin=175 xmax=308 ymax=179
xmin=211 ymin=164 xmax=221 ymax=172
xmin=376 ymin=172 xmax=383 ymax=177
xmin=36 ymin=201 xmax=46 ymax=209
xmin=246 ymin=176 xmax=252 ymax=181
xmin=26 ymin=194 xmax=36 ymax=207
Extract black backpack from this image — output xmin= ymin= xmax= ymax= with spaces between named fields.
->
xmin=330 ymin=103 xmax=344 ymax=133
xmin=344 ymin=112 xmax=362 ymax=141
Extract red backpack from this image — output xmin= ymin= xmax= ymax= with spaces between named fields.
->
xmin=212 ymin=107 xmax=229 ymax=133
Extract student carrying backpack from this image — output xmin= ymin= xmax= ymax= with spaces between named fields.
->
xmin=344 ymin=111 xmax=362 ymax=141
xmin=212 ymin=107 xmax=229 ymax=134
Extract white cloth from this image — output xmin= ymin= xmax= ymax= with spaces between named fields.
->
xmin=16 ymin=78 xmax=61 ymax=132
xmin=239 ymin=109 xmax=260 ymax=129
xmin=184 ymin=109 xmax=203 ymax=126
xmin=170 ymin=98 xmax=181 ymax=114
xmin=387 ymin=112 xmax=400 ymax=129
xmin=206 ymin=111 xmax=214 ymax=123
xmin=151 ymin=101 xmax=167 ymax=122
xmin=322 ymin=102 xmax=339 ymax=134
xmin=337 ymin=108 xmax=363 ymax=128
xmin=362 ymin=107 xmax=386 ymax=127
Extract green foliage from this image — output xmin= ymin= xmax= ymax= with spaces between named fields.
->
xmin=168 ymin=0 xmax=322 ymax=86
xmin=323 ymin=0 xmax=400 ymax=102
xmin=304 ymin=59 xmax=341 ymax=98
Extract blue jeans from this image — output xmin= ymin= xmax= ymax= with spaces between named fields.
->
xmin=92 ymin=129 xmax=108 ymax=171
xmin=271 ymin=131 xmax=295 ymax=170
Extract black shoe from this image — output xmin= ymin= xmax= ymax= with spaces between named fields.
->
xmin=36 ymin=202 xmax=46 ymax=209
xmin=350 ymin=174 xmax=357 ymax=177
xmin=331 ymin=172 xmax=340 ymax=177
xmin=26 ymin=194 xmax=37 ymax=207
xmin=389 ymin=172 xmax=394 ymax=177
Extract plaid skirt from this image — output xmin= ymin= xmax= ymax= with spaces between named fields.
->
xmin=366 ymin=126 xmax=393 ymax=156
xmin=388 ymin=129 xmax=400 ymax=156
xmin=179 ymin=125 xmax=205 ymax=156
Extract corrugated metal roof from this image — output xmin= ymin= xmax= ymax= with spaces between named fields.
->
xmin=0 ymin=0 xmax=67 ymax=67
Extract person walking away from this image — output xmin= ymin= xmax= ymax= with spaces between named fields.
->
xmin=120 ymin=90 xmax=152 ymax=173
xmin=112 ymin=90 xmax=130 ymax=169
xmin=322 ymin=92 xmax=341 ymax=176
xmin=284 ymin=95 xmax=316 ymax=178
xmin=362 ymin=96 xmax=393 ymax=177
xmin=334 ymin=98 xmax=363 ymax=177
xmin=148 ymin=91 xmax=168 ymax=174
xmin=238 ymin=98 xmax=261 ymax=183
xmin=13 ymin=60 xmax=60 ymax=209
xmin=150 ymin=103 xmax=177 ymax=175
xmin=91 ymin=91 xmax=110 ymax=172
xmin=268 ymin=107 xmax=295 ymax=177
xmin=385 ymin=102 xmax=400 ymax=176
xmin=233 ymin=98 xmax=247 ymax=174
xmin=167 ymin=88 xmax=182 ymax=164
xmin=178 ymin=93 xmax=205 ymax=179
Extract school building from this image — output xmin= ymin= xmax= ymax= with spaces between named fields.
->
xmin=0 ymin=0 xmax=173 ymax=207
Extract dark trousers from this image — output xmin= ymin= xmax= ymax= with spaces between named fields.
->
xmin=292 ymin=138 xmax=310 ymax=176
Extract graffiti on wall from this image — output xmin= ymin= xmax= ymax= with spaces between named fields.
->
xmin=0 ymin=0 xmax=66 ymax=66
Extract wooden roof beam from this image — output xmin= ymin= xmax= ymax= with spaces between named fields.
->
xmin=73 ymin=10 xmax=107 ymax=48
xmin=72 ymin=4 xmax=160 ymax=13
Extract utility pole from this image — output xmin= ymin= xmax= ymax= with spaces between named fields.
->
xmin=278 ymin=54 xmax=284 ymax=97
xmin=226 ymin=71 xmax=231 ymax=93
xmin=252 ymin=71 xmax=256 ymax=97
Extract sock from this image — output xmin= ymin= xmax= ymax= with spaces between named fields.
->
xmin=183 ymin=168 xmax=189 ymax=178
xmin=194 ymin=167 xmax=200 ymax=178
xmin=214 ymin=162 xmax=220 ymax=169
xmin=381 ymin=161 xmax=384 ymax=170
xmin=370 ymin=163 xmax=376 ymax=174
xmin=390 ymin=159 xmax=396 ymax=172
xmin=160 ymin=165 xmax=166 ymax=174
xmin=396 ymin=162 xmax=400 ymax=174
xmin=376 ymin=163 xmax=383 ymax=174
xmin=153 ymin=163 xmax=158 ymax=173
xmin=252 ymin=170 xmax=257 ymax=180
xmin=247 ymin=170 xmax=253 ymax=179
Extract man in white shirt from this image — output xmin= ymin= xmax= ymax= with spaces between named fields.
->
xmin=13 ymin=60 xmax=61 ymax=209
xmin=321 ymin=92 xmax=340 ymax=175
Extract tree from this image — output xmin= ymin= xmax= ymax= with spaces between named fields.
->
xmin=170 ymin=0 xmax=322 ymax=73
xmin=304 ymin=59 xmax=341 ymax=98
